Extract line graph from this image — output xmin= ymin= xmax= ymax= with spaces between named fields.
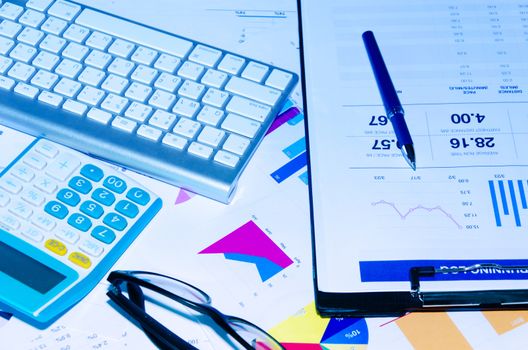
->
xmin=371 ymin=200 xmax=463 ymax=229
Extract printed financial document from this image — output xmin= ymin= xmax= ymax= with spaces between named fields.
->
xmin=303 ymin=0 xmax=528 ymax=293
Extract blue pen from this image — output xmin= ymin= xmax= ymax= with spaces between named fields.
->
xmin=362 ymin=30 xmax=416 ymax=170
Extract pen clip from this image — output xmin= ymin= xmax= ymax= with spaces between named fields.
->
xmin=409 ymin=263 xmax=528 ymax=298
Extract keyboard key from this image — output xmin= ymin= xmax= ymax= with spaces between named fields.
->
xmin=32 ymin=51 xmax=59 ymax=70
xmin=108 ymin=39 xmax=135 ymax=58
xmin=57 ymin=188 xmax=81 ymax=206
xmin=196 ymin=105 xmax=224 ymax=126
xmin=221 ymin=113 xmax=260 ymax=138
xmin=126 ymin=187 xmax=151 ymax=205
xmin=41 ymin=16 xmax=67 ymax=35
xmin=217 ymin=54 xmax=245 ymax=75
xmin=131 ymin=65 xmax=158 ymax=85
xmin=68 ymin=251 xmax=91 ymax=269
xmin=26 ymin=0 xmax=54 ymax=12
xmin=80 ymin=164 xmax=104 ymax=182
xmin=0 ymin=189 xmax=9 ymax=207
xmin=78 ymin=66 xmax=105 ymax=86
xmin=103 ymin=175 xmax=129 ymax=195
xmin=21 ymin=188 xmax=44 ymax=206
xmin=34 ymin=175 xmax=58 ymax=194
xmin=101 ymin=94 xmax=129 ymax=114
xmin=0 ymin=3 xmax=23 ymax=21
xmin=188 ymin=141 xmax=213 ymax=159
xmin=76 ymin=8 xmax=192 ymax=58
xmin=108 ymin=57 xmax=135 ymax=77
xmin=154 ymin=72 xmax=181 ymax=93
xmin=35 ymin=140 xmax=59 ymax=158
xmin=21 ymin=226 xmax=44 ymax=243
xmin=23 ymin=153 xmax=47 ymax=170
xmin=11 ymin=164 xmax=35 ymax=182
xmin=0 ymin=37 xmax=15 ymax=55
xmin=115 ymin=200 xmax=138 ymax=218
xmin=91 ymin=188 xmax=115 ymax=206
xmin=112 ymin=116 xmax=137 ymax=133
xmin=148 ymin=89 xmax=176 ymax=110
xmin=131 ymin=46 xmax=157 ymax=65
xmin=124 ymin=101 xmax=152 ymax=122
xmin=103 ymin=212 xmax=127 ymax=231
xmin=178 ymin=80 xmax=205 ymax=100
xmin=91 ymin=225 xmax=115 ymax=244
xmin=85 ymin=49 xmax=112 ymax=69
xmin=62 ymin=42 xmax=89 ymax=61
xmin=87 ymin=107 xmax=112 ymax=124
xmin=189 ymin=44 xmax=222 ymax=67
xmin=177 ymin=61 xmax=204 ymax=81
xmin=19 ymin=9 xmax=46 ymax=28
xmin=63 ymin=23 xmax=89 ymax=43
xmin=201 ymin=69 xmax=228 ymax=89
xmin=173 ymin=117 xmax=200 ymax=138
xmin=8 ymin=61 xmax=36 ymax=82
xmin=78 ymin=85 xmax=105 ymax=105
xmin=222 ymin=133 xmax=250 ymax=156
xmin=214 ymin=150 xmax=239 ymax=168
xmin=54 ymin=78 xmax=82 ymax=97
xmin=48 ymin=1 xmax=82 ymax=21
xmin=148 ymin=109 xmax=176 ymax=130
xmin=265 ymin=69 xmax=293 ymax=90
xmin=38 ymin=91 xmax=63 ymax=107
xmin=172 ymin=97 xmax=199 ymax=118
xmin=1 ymin=176 xmax=23 ymax=194
xmin=226 ymin=95 xmax=271 ymax=122
xmin=45 ymin=238 xmax=67 ymax=256
xmin=0 ymin=20 xmax=22 ymax=38
xmin=124 ymin=82 xmax=152 ymax=103
xmin=241 ymin=61 xmax=269 ymax=83
xmin=197 ymin=126 xmax=225 ymax=147
xmin=202 ymin=88 xmax=229 ymax=108
xmin=39 ymin=34 xmax=66 ymax=54
xmin=225 ymin=76 xmax=281 ymax=106
xmin=102 ymin=74 xmax=128 ymax=95
xmin=46 ymin=152 xmax=81 ymax=181
xmin=9 ymin=200 xmax=33 ymax=219
xmin=14 ymin=82 xmax=39 ymax=99
xmin=68 ymin=213 xmax=92 ymax=231
xmin=78 ymin=239 xmax=103 ymax=257
xmin=63 ymin=99 xmax=87 ymax=115
xmin=162 ymin=133 xmax=187 ymax=150
xmin=154 ymin=53 xmax=180 ymax=73
xmin=9 ymin=43 xmax=37 ymax=63
xmin=136 ymin=124 xmax=162 ymax=141
xmin=0 ymin=213 xmax=20 ymax=230
xmin=68 ymin=175 xmax=92 ymax=194
xmin=31 ymin=70 xmax=59 ymax=90
xmin=80 ymin=200 xmax=104 ymax=219
xmin=85 ymin=31 xmax=112 ymax=51
xmin=17 ymin=27 xmax=44 ymax=46
xmin=32 ymin=212 xmax=56 ymax=231
xmin=45 ymin=200 xmax=69 ymax=219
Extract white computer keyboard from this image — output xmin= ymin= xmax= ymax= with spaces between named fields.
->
xmin=0 ymin=0 xmax=298 ymax=203
xmin=0 ymin=138 xmax=161 ymax=324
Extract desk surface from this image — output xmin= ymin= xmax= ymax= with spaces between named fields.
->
xmin=1 ymin=1 xmax=528 ymax=349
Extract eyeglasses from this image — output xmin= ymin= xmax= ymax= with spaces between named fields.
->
xmin=107 ymin=270 xmax=285 ymax=350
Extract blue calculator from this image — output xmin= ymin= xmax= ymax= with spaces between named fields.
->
xmin=0 ymin=139 xmax=162 ymax=326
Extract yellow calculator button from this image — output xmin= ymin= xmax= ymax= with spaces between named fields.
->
xmin=45 ymin=239 xmax=67 ymax=256
xmin=68 ymin=252 xmax=92 ymax=269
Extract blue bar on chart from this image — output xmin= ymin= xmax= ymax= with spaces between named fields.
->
xmin=271 ymin=152 xmax=307 ymax=184
xmin=283 ymin=137 xmax=306 ymax=158
xmin=488 ymin=179 xmax=527 ymax=227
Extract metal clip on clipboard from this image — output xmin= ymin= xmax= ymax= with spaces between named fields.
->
xmin=409 ymin=264 xmax=528 ymax=309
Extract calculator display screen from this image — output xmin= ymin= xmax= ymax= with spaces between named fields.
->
xmin=0 ymin=242 xmax=66 ymax=294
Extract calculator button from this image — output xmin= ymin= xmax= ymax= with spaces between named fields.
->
xmin=57 ymin=188 xmax=81 ymax=206
xmin=35 ymin=140 xmax=59 ymax=158
xmin=80 ymin=164 xmax=104 ymax=182
xmin=45 ymin=200 xmax=69 ymax=219
xmin=67 ymin=213 xmax=92 ymax=232
xmin=34 ymin=175 xmax=58 ymax=194
xmin=68 ymin=176 xmax=92 ymax=194
xmin=91 ymin=225 xmax=116 ymax=244
xmin=21 ymin=188 xmax=45 ymax=206
xmin=0 ymin=213 xmax=20 ymax=230
xmin=21 ymin=226 xmax=44 ymax=242
xmin=68 ymin=251 xmax=91 ymax=269
xmin=103 ymin=213 xmax=127 ymax=231
xmin=31 ymin=212 xmax=56 ymax=231
xmin=45 ymin=238 xmax=67 ymax=256
xmin=92 ymin=188 xmax=115 ymax=206
xmin=103 ymin=175 xmax=127 ymax=194
xmin=126 ymin=187 xmax=150 ymax=205
xmin=80 ymin=200 xmax=103 ymax=219
xmin=0 ymin=189 xmax=10 ymax=207
xmin=10 ymin=164 xmax=35 ymax=182
xmin=115 ymin=200 xmax=138 ymax=218
xmin=0 ymin=176 xmax=23 ymax=194
xmin=23 ymin=153 xmax=47 ymax=170
xmin=9 ymin=200 xmax=33 ymax=219
xmin=46 ymin=153 xmax=81 ymax=181
xmin=55 ymin=227 xmax=79 ymax=244
xmin=79 ymin=239 xmax=103 ymax=257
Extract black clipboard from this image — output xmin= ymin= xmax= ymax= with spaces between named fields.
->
xmin=297 ymin=0 xmax=528 ymax=317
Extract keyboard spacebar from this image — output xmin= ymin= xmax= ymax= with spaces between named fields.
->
xmin=76 ymin=9 xmax=193 ymax=58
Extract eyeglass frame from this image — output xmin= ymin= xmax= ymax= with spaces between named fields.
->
xmin=106 ymin=270 xmax=285 ymax=350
